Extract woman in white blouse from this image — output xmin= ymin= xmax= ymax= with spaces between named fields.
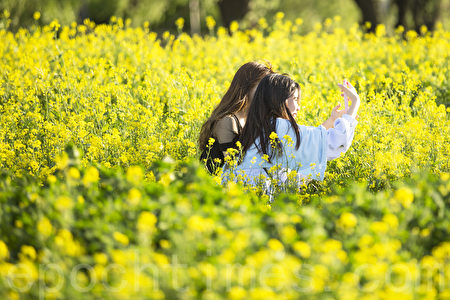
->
xmin=223 ymin=73 xmax=360 ymax=193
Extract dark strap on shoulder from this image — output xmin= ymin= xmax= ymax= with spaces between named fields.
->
xmin=231 ymin=114 xmax=242 ymax=134
xmin=218 ymin=141 xmax=238 ymax=151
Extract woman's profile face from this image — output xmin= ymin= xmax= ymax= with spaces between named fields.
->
xmin=285 ymin=88 xmax=300 ymax=118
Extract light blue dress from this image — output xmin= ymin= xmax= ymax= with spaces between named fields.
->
xmin=222 ymin=114 xmax=358 ymax=192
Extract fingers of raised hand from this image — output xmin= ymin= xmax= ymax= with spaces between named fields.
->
xmin=338 ymin=83 xmax=353 ymax=94
xmin=339 ymin=84 xmax=358 ymax=103
xmin=338 ymin=84 xmax=350 ymax=109
xmin=344 ymin=79 xmax=356 ymax=92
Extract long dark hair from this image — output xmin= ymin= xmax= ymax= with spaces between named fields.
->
xmin=240 ymin=74 xmax=301 ymax=162
xmin=198 ymin=62 xmax=273 ymax=152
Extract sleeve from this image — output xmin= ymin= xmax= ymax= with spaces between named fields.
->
xmin=213 ymin=116 xmax=239 ymax=144
xmin=276 ymin=119 xmax=328 ymax=181
xmin=324 ymin=114 xmax=358 ymax=161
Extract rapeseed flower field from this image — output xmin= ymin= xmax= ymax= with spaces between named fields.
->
xmin=0 ymin=12 xmax=449 ymax=299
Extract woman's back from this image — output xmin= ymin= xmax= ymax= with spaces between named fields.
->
xmin=212 ymin=114 xmax=242 ymax=145
xmin=200 ymin=114 xmax=242 ymax=174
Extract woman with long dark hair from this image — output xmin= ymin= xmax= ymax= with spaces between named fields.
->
xmin=227 ymin=73 xmax=360 ymax=191
xmin=199 ymin=62 xmax=274 ymax=174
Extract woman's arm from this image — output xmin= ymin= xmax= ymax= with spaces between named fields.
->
xmin=338 ymin=80 xmax=360 ymax=119
xmin=322 ymin=103 xmax=348 ymax=130
xmin=325 ymin=80 xmax=361 ymax=160
xmin=322 ymin=79 xmax=360 ymax=129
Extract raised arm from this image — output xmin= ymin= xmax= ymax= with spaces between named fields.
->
xmin=322 ymin=79 xmax=360 ymax=129
xmin=326 ymin=80 xmax=361 ymax=160
xmin=338 ymin=79 xmax=360 ymax=119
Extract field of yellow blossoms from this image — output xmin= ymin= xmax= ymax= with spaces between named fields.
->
xmin=0 ymin=12 xmax=449 ymax=299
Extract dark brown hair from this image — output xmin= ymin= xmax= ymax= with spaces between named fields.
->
xmin=240 ymin=73 xmax=301 ymax=161
xmin=198 ymin=62 xmax=273 ymax=151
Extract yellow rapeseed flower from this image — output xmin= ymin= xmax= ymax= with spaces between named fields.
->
xmin=199 ymin=262 xmax=217 ymax=279
xmin=230 ymin=21 xmax=239 ymax=33
xmin=55 ymin=196 xmax=73 ymax=210
xmin=293 ymin=241 xmax=311 ymax=258
xmin=175 ymin=17 xmax=184 ymax=30
xmin=20 ymin=245 xmax=37 ymax=261
xmin=126 ymin=166 xmax=143 ymax=185
xmin=267 ymin=239 xmax=284 ymax=252
xmin=159 ymin=239 xmax=170 ymax=249
xmin=33 ymin=12 xmax=41 ymax=21
xmin=113 ymin=232 xmax=129 ymax=246
xmin=137 ymin=211 xmax=157 ymax=233
xmin=68 ymin=167 xmax=80 ymax=179
xmin=94 ymin=252 xmax=108 ymax=265
xmin=394 ymin=187 xmax=414 ymax=208
xmin=187 ymin=215 xmax=215 ymax=233
xmin=206 ymin=16 xmax=216 ymax=30
xmin=37 ymin=217 xmax=52 ymax=237
xmin=83 ymin=167 xmax=99 ymax=186
xmin=127 ymin=187 xmax=141 ymax=205
xmin=228 ymin=286 xmax=247 ymax=300
xmin=0 ymin=240 xmax=9 ymax=260
xmin=338 ymin=212 xmax=357 ymax=229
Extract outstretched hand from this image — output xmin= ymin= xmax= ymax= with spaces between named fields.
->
xmin=338 ymin=79 xmax=360 ymax=119
xmin=322 ymin=103 xmax=348 ymax=130
xmin=322 ymin=79 xmax=361 ymax=130
xmin=330 ymin=103 xmax=348 ymax=120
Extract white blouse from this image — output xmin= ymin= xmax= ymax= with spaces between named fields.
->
xmin=223 ymin=114 xmax=358 ymax=187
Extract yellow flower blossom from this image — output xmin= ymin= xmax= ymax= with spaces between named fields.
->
xmin=19 ymin=245 xmax=37 ymax=261
xmin=94 ymin=253 xmax=108 ymax=265
xmin=127 ymin=187 xmax=142 ymax=205
xmin=228 ymin=286 xmax=247 ymax=300
xmin=68 ymin=167 xmax=80 ymax=179
xmin=338 ymin=212 xmax=357 ymax=229
xmin=187 ymin=215 xmax=215 ymax=232
xmin=137 ymin=211 xmax=157 ymax=233
xmin=293 ymin=241 xmax=311 ymax=258
xmin=113 ymin=231 xmax=129 ymax=246
xmin=199 ymin=262 xmax=217 ymax=279
xmin=37 ymin=217 xmax=52 ymax=237
xmin=267 ymin=239 xmax=284 ymax=252
xmin=126 ymin=166 xmax=143 ymax=185
xmin=33 ymin=12 xmax=41 ymax=21
xmin=394 ymin=187 xmax=414 ymax=208
xmin=0 ymin=240 xmax=9 ymax=260
xmin=175 ymin=17 xmax=184 ymax=30
xmin=205 ymin=16 xmax=216 ymax=30
xmin=83 ymin=167 xmax=99 ymax=186
xmin=55 ymin=196 xmax=73 ymax=210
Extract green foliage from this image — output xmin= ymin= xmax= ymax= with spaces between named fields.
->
xmin=0 ymin=152 xmax=448 ymax=298
xmin=0 ymin=0 xmax=220 ymax=33
xmin=0 ymin=0 xmax=79 ymax=29
xmin=3 ymin=0 xmax=448 ymax=34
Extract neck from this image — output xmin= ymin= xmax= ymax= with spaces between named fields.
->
xmin=234 ymin=107 xmax=247 ymax=120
